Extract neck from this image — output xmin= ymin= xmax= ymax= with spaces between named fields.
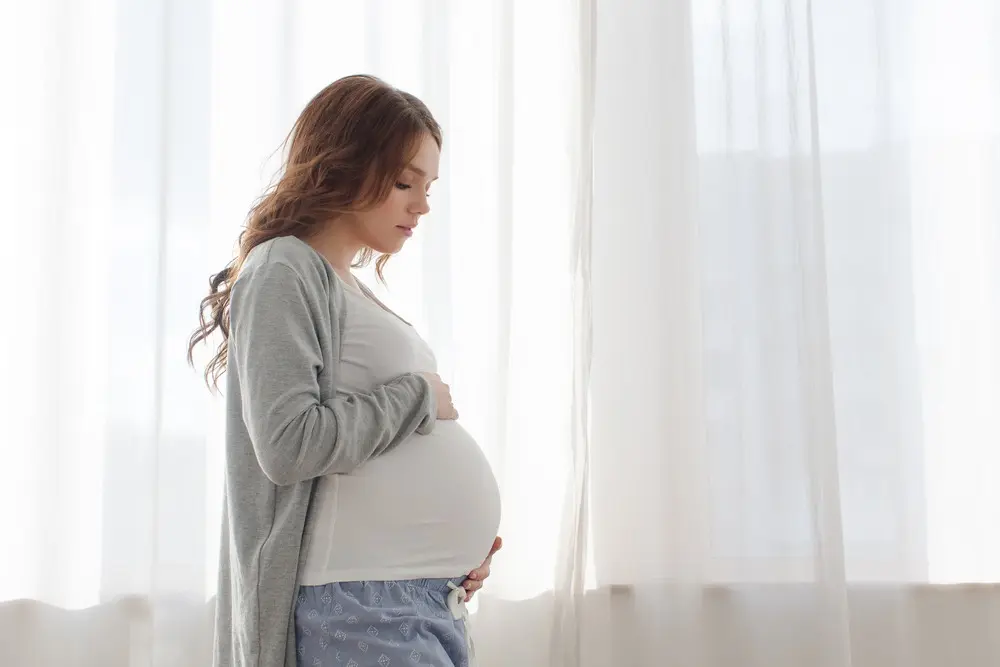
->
xmin=306 ymin=220 xmax=364 ymax=276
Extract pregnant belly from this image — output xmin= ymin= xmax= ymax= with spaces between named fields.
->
xmin=302 ymin=421 xmax=502 ymax=583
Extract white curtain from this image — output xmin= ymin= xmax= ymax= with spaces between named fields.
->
xmin=1 ymin=1 xmax=998 ymax=666
xmin=567 ymin=1 xmax=1000 ymax=666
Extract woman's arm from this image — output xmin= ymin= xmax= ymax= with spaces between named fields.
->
xmin=230 ymin=260 xmax=436 ymax=485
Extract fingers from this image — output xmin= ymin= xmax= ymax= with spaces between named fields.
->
xmin=488 ymin=536 xmax=503 ymax=558
xmin=464 ymin=561 xmax=490 ymax=587
xmin=459 ymin=538 xmax=503 ymax=603
xmin=429 ymin=374 xmax=459 ymax=420
xmin=478 ymin=537 xmax=502 ymax=567
xmin=462 ymin=580 xmax=482 ymax=602
xmin=444 ymin=385 xmax=457 ymax=420
xmin=461 ymin=572 xmax=485 ymax=603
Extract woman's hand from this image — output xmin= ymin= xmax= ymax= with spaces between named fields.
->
xmin=461 ymin=536 xmax=502 ymax=602
xmin=420 ymin=372 xmax=459 ymax=420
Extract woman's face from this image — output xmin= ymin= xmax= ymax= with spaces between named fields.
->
xmin=351 ymin=133 xmax=440 ymax=255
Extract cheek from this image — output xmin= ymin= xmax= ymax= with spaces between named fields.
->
xmin=360 ymin=196 xmax=403 ymax=232
xmin=380 ymin=190 xmax=411 ymax=219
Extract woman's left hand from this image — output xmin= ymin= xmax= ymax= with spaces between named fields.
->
xmin=461 ymin=536 xmax=502 ymax=602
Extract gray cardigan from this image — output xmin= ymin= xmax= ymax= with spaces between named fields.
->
xmin=213 ymin=235 xmax=437 ymax=667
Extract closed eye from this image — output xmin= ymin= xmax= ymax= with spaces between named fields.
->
xmin=397 ymin=181 xmax=432 ymax=197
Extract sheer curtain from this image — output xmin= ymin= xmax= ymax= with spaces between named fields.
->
xmin=1 ymin=1 xmax=998 ymax=666
xmin=559 ymin=1 xmax=1000 ymax=666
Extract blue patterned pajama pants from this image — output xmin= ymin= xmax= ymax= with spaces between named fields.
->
xmin=295 ymin=577 xmax=473 ymax=667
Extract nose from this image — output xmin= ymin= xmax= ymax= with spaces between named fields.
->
xmin=409 ymin=191 xmax=430 ymax=216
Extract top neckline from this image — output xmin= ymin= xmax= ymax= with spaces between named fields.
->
xmin=335 ymin=271 xmax=413 ymax=328
xmin=283 ymin=236 xmax=414 ymax=327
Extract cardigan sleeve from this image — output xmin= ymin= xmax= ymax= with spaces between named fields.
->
xmin=229 ymin=260 xmax=437 ymax=485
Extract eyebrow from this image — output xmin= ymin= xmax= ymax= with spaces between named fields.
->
xmin=404 ymin=164 xmax=438 ymax=181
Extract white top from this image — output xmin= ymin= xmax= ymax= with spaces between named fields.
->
xmin=299 ymin=275 xmax=502 ymax=584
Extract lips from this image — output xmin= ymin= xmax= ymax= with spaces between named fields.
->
xmin=396 ymin=226 xmax=414 ymax=237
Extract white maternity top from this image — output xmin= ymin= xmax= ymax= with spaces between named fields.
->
xmin=299 ymin=275 xmax=502 ymax=585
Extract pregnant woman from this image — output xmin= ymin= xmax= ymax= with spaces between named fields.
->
xmin=189 ymin=75 xmax=502 ymax=667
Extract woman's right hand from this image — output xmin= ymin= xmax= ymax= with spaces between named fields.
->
xmin=420 ymin=372 xmax=458 ymax=420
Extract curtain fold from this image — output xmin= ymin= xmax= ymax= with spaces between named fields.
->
xmin=551 ymin=0 xmax=596 ymax=665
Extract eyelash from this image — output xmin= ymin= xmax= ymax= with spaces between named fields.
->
xmin=395 ymin=182 xmax=431 ymax=197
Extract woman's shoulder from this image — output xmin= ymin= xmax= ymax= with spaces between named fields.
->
xmin=240 ymin=235 xmax=340 ymax=295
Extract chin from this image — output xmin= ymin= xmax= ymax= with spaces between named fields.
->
xmin=371 ymin=241 xmax=404 ymax=255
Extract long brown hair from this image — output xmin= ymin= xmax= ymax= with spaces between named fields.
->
xmin=188 ymin=74 xmax=442 ymax=391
